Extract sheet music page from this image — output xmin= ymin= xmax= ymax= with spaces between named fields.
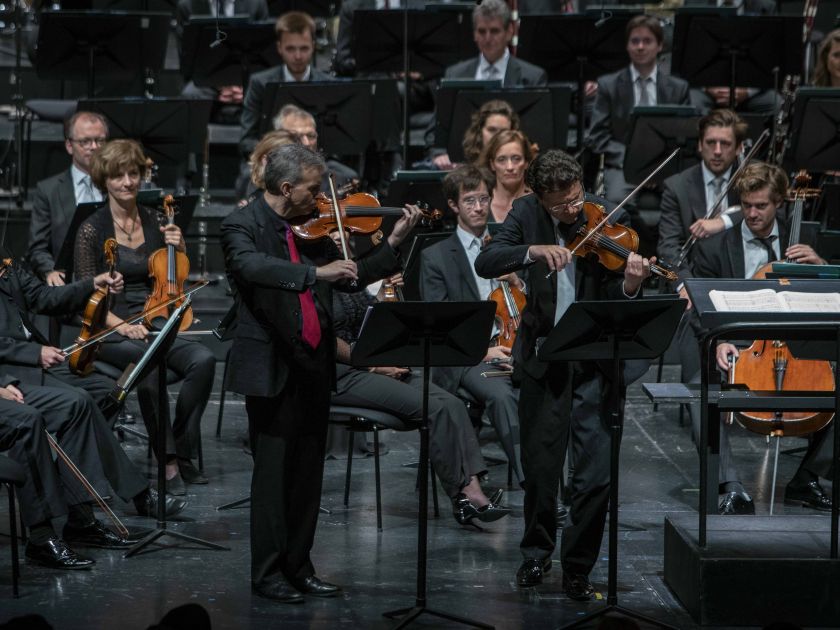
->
xmin=708 ymin=289 xmax=787 ymax=312
xmin=778 ymin=291 xmax=840 ymax=312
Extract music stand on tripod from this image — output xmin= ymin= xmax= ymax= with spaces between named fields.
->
xmin=35 ymin=11 xmax=170 ymax=98
xmin=538 ymin=297 xmax=685 ymax=629
xmin=784 ymin=87 xmax=840 ymax=174
xmin=517 ymin=14 xmax=631 ymax=151
xmin=351 ymin=301 xmax=496 ymax=630
xmin=124 ymin=298 xmax=229 ymax=557
xmin=623 ymin=106 xmax=699 ymax=186
xmin=671 ymin=12 xmax=803 ymax=110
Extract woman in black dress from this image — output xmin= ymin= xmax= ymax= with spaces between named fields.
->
xmin=74 ymin=139 xmax=216 ymax=493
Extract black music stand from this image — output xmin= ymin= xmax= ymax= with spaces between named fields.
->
xmin=352 ymin=301 xmax=496 ymax=630
xmin=623 ymin=106 xmax=699 ymax=186
xmin=35 ymin=11 xmax=170 ymax=98
xmin=125 ymin=298 xmax=229 ymax=557
xmin=259 ymin=81 xmax=373 ymax=156
xmin=267 ymin=0 xmax=334 ymax=16
xmin=671 ymin=12 xmax=803 ymax=109
xmin=437 ymin=87 xmax=571 ymax=162
xmin=400 ymin=231 xmax=451 ymax=301
xmin=517 ymin=14 xmax=631 ymax=151
xmin=538 ymin=297 xmax=685 ymax=630
xmin=384 ymin=171 xmax=449 ymax=227
xmin=180 ymin=18 xmax=281 ymax=89
xmin=53 ymin=201 xmax=103 ymax=282
xmin=785 ymin=88 xmax=840 ymax=174
xmin=76 ymin=99 xmax=212 ymax=189
xmin=351 ymin=7 xmax=477 ymax=163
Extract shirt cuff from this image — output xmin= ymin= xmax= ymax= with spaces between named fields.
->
xmin=721 ymin=213 xmax=733 ymax=230
xmin=622 ymin=281 xmax=641 ymax=298
xmin=523 ymin=250 xmax=534 ymax=264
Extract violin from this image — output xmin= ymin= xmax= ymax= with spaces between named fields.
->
xmin=70 ymin=239 xmax=117 ymax=376
xmin=290 ymin=191 xmax=443 ymax=241
xmin=482 ymin=235 xmax=526 ymax=349
xmin=567 ymin=201 xmax=678 ymax=282
xmin=728 ymin=170 xmax=833 ymax=437
xmin=144 ymin=195 xmax=193 ymax=331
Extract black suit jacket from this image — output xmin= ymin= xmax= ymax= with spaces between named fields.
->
xmin=0 ymin=261 xmax=93 ymax=367
xmin=656 ymin=164 xmax=741 ymax=288
xmin=220 ymin=193 xmax=400 ymax=398
xmin=474 ymin=194 xmax=632 ymax=380
xmin=444 ymin=56 xmax=548 ymax=88
xmin=239 ymin=65 xmax=335 ymax=157
xmin=693 ymin=219 xmax=790 ymax=281
xmin=28 ymin=169 xmax=77 ymax=279
xmin=588 ymin=66 xmax=691 ymax=168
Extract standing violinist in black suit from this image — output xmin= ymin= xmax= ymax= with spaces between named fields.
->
xmin=475 ymin=150 xmax=652 ymax=600
xmin=221 ymin=143 xmax=422 ymax=603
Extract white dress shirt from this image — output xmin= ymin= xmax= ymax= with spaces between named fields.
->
xmin=741 ymin=220 xmax=780 ymax=279
xmin=72 ymin=164 xmax=103 ymax=205
xmin=629 ymin=64 xmax=658 ymax=107
xmin=701 ymin=162 xmax=736 ymax=230
xmin=283 ymin=65 xmax=312 ymax=82
xmin=475 ymin=48 xmax=510 ymax=83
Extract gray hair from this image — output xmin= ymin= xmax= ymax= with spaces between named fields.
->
xmin=263 ymin=144 xmax=326 ymax=195
xmin=272 ymin=103 xmax=315 ymax=131
xmin=473 ymin=0 xmax=512 ymax=28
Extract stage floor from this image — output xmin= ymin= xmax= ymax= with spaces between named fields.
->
xmin=0 ymin=364 xmax=836 ymax=629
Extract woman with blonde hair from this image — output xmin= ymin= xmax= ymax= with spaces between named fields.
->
xmin=813 ymin=29 xmax=840 ymax=87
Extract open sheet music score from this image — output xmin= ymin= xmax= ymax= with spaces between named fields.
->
xmin=708 ymin=289 xmax=840 ymax=313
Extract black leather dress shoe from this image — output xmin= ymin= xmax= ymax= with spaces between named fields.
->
xmin=133 ymin=488 xmax=187 ymax=518
xmin=25 ymin=538 xmax=95 ymax=570
xmin=516 ymin=557 xmax=552 ymax=587
xmin=292 ymin=575 xmax=342 ymax=597
xmin=179 ymin=460 xmax=209 ymax=485
xmin=253 ymin=580 xmax=305 ymax=604
xmin=562 ymin=573 xmax=595 ymax=601
xmin=63 ymin=520 xmax=142 ymax=549
xmin=785 ymin=480 xmax=832 ymax=511
xmin=718 ymin=491 xmax=755 ymax=515
xmin=452 ymin=494 xmax=511 ymax=525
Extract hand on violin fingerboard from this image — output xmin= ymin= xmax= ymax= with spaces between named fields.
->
xmin=387 ymin=205 xmax=425 ymax=249
xmin=160 ymin=224 xmax=186 ymax=251
xmin=785 ymin=244 xmax=825 ymax=265
xmin=622 ymin=253 xmax=654 ymax=296
xmin=93 ymin=271 xmax=125 ymax=294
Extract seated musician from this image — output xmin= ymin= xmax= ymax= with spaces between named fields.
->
xmin=475 ymin=150 xmax=652 ymax=597
xmin=690 ymin=161 xmax=834 ymax=513
xmin=0 ymin=263 xmax=186 ymax=568
xmin=28 ymin=111 xmax=109 ymax=287
xmin=478 ymin=130 xmax=534 ymax=224
xmin=420 ymin=165 xmax=524 ymax=487
xmin=587 ymin=14 xmax=690 ymax=204
xmin=331 ymin=227 xmax=511 ymax=526
xmin=813 ymin=29 xmax=840 ymax=88
xmin=73 ymin=139 xmax=217 ymax=495
xmin=430 ymin=0 xmax=548 ymax=171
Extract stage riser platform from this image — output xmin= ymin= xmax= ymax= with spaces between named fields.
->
xmin=664 ymin=514 xmax=840 ymax=626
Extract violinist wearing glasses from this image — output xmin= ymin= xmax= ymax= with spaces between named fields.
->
xmin=74 ymin=139 xmax=217 ymax=495
xmin=475 ymin=149 xmax=653 ymax=599
xmin=220 ymin=143 xmax=424 ymax=603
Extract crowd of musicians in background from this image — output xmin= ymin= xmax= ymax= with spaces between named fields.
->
xmin=1 ymin=0 xmax=839 ymax=609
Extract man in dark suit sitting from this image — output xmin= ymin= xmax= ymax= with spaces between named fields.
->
xmin=431 ymin=0 xmax=547 ymax=170
xmin=239 ymin=11 xmax=333 ymax=161
xmin=475 ymin=150 xmax=652 ymax=599
xmin=420 ymin=164 xmax=524 ymax=486
xmin=691 ymin=161 xmax=834 ymax=514
xmin=28 ymin=111 xmax=109 ymax=287
xmin=587 ymin=14 xmax=690 ymax=204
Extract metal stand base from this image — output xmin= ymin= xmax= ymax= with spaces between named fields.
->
xmin=125 ymin=526 xmax=228 ymax=557
xmin=384 ymin=605 xmax=493 ymax=630
xmin=216 ymin=495 xmax=330 ymax=515
xmin=563 ymin=604 xmax=677 ymax=629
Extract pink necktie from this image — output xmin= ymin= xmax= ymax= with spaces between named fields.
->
xmin=285 ymin=227 xmax=321 ymax=349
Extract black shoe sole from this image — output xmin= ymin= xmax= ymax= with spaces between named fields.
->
xmin=784 ymin=497 xmax=832 ymax=511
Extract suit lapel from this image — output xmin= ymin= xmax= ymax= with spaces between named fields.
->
xmin=688 ymin=166 xmax=707 ymax=221
xmin=58 ymin=170 xmax=76 ymax=224
xmin=728 ymin=226 xmax=746 ymax=279
xmin=448 ymin=234 xmax=480 ymax=301
xmin=656 ymin=74 xmax=671 ymax=103
xmin=503 ymin=59 xmax=521 ymax=87
xmin=617 ymin=69 xmax=633 ymax=118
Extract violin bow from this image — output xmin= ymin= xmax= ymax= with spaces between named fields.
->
xmin=45 ymin=430 xmax=129 ymax=537
xmin=60 ymin=281 xmax=208 ymax=357
xmin=327 ymin=173 xmax=358 ymax=287
xmin=546 ymin=148 xmax=680 ymax=278
xmin=675 ymin=128 xmax=770 ymax=268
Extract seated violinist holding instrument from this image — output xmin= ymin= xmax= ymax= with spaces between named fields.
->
xmin=690 ymin=161 xmax=835 ymax=514
xmin=73 ymin=139 xmax=217 ymax=495
xmin=420 ymin=165 xmax=524 ymax=487
xmin=475 ymin=150 xmax=653 ymax=599
xmin=330 ymin=228 xmax=512 ymax=528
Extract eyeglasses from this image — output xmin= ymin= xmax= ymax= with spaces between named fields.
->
xmin=69 ymin=137 xmax=107 ymax=148
xmin=548 ymin=197 xmax=585 ymax=214
xmin=461 ymin=195 xmax=491 ymax=209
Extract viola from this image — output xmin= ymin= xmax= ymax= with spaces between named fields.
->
xmin=290 ymin=191 xmax=443 ymax=241
xmin=144 ymin=195 xmax=193 ymax=330
xmin=567 ymin=201 xmax=678 ymax=282
xmin=729 ymin=170 xmax=833 ymax=437
xmin=70 ymin=238 xmax=117 ymax=376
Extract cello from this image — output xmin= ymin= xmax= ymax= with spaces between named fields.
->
xmin=728 ymin=171 xmax=833 ymax=437
xmin=69 ymin=238 xmax=117 ymax=376
xmin=144 ymin=195 xmax=193 ymax=331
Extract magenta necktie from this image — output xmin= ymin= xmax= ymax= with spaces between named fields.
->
xmin=285 ymin=227 xmax=321 ymax=349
